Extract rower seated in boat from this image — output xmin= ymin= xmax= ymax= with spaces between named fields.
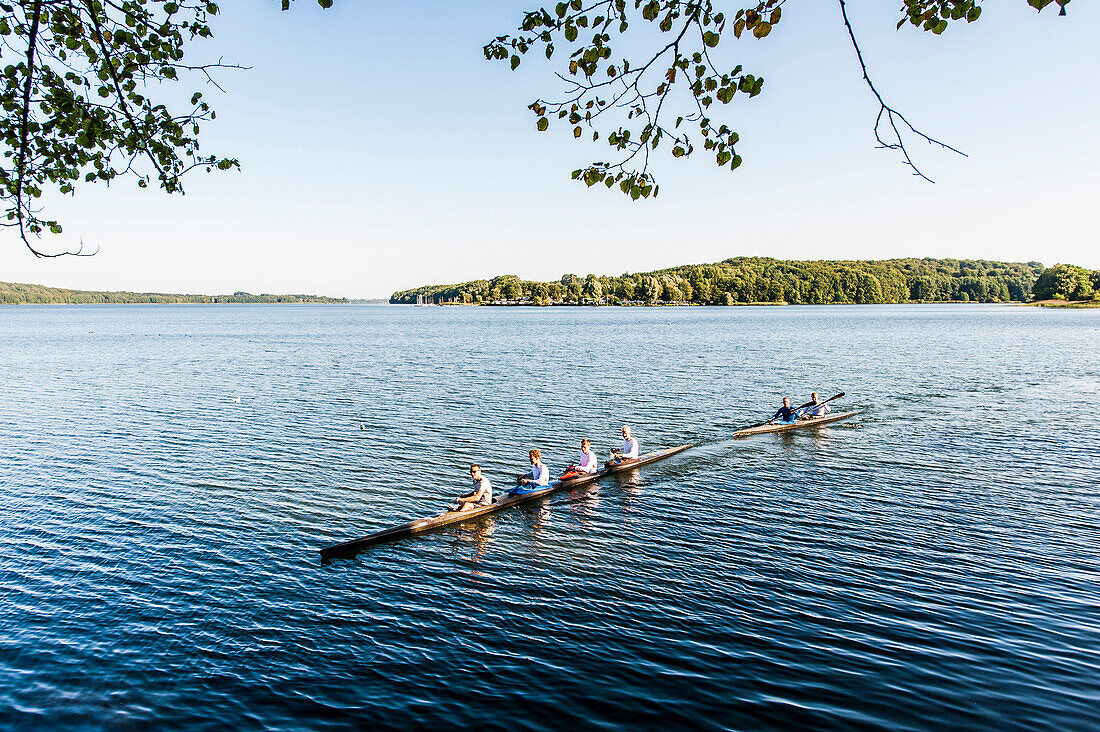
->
xmin=562 ymin=439 xmax=599 ymax=479
xmin=449 ymin=464 xmax=493 ymax=512
xmin=769 ymin=397 xmax=798 ymax=425
xmin=511 ymin=449 xmax=551 ymax=495
xmin=609 ymin=426 xmax=639 ymax=465
xmin=800 ymin=392 xmax=831 ymax=419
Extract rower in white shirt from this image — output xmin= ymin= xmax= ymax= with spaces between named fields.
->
xmin=800 ymin=391 xmax=831 ymax=419
xmin=610 ymin=425 xmax=639 ymax=464
xmin=512 ymin=449 xmax=551 ymax=494
xmin=563 ymin=439 xmax=599 ymax=479
xmin=576 ymin=439 xmax=599 ymax=474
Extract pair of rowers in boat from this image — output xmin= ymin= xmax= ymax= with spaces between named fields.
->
xmin=770 ymin=391 xmax=831 ymax=425
xmin=448 ymin=425 xmax=640 ymax=513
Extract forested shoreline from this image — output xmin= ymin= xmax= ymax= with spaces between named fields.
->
xmin=7 ymin=258 xmax=1097 ymax=307
xmin=391 ymin=257 xmax=1096 ymax=306
xmin=0 ymin=282 xmax=346 ymax=305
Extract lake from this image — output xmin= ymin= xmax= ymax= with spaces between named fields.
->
xmin=1 ymin=304 xmax=1098 ymax=729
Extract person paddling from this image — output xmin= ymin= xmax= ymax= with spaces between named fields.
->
xmin=769 ymin=397 xmax=799 ymax=425
xmin=562 ymin=439 xmax=599 ymax=479
xmin=800 ymin=392 xmax=831 ymax=419
xmin=512 ymin=449 xmax=551 ymax=494
xmin=449 ymin=464 xmax=493 ymax=512
xmin=610 ymin=426 xmax=639 ymax=465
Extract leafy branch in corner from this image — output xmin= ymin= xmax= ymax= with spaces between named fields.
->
xmin=878 ymin=0 xmax=1070 ymax=180
xmin=485 ymin=1 xmax=784 ymax=200
xmin=488 ymin=0 xmax=1071 ymax=198
xmin=0 ymin=0 xmax=328 ymax=257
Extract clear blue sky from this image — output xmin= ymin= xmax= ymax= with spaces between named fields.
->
xmin=3 ymin=0 xmax=1097 ymax=298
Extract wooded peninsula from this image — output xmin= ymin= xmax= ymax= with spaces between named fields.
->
xmin=391 ymin=258 xmax=1100 ymax=306
xmin=0 ymin=282 xmax=346 ymax=305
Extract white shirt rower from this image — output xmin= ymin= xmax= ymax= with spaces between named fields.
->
xmin=803 ymin=392 xmax=831 ymax=419
xmin=519 ymin=449 xmax=551 ymax=487
xmin=577 ymin=439 xmax=598 ymax=474
xmin=612 ymin=426 xmax=639 ymax=461
xmin=527 ymin=462 xmax=550 ymax=486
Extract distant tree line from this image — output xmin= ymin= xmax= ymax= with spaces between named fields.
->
xmin=0 ymin=283 xmax=346 ymax=305
xmin=391 ymin=257 xmax=1055 ymax=306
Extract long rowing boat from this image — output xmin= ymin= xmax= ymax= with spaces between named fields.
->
xmin=731 ymin=410 xmax=860 ymax=438
xmin=319 ymin=444 xmax=693 ymax=558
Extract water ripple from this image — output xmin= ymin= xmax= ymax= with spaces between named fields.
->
xmin=1 ymin=304 xmax=1099 ymax=729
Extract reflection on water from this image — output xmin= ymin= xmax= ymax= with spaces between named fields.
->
xmin=806 ymin=424 xmax=835 ymax=449
xmin=535 ymin=503 xmax=552 ymax=532
xmin=447 ymin=516 xmax=496 ymax=568
xmin=611 ymin=468 xmax=643 ymax=510
xmin=566 ymin=484 xmax=600 ymax=531
xmin=515 ymin=499 xmax=554 ymax=538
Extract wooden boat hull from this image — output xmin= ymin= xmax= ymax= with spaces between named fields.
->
xmin=319 ymin=444 xmax=693 ymax=558
xmin=731 ymin=410 xmax=860 ymax=438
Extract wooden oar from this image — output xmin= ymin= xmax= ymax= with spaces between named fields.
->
xmin=734 ymin=391 xmax=845 ymax=432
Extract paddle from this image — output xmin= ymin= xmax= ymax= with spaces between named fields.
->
xmin=734 ymin=391 xmax=845 ymax=432
xmin=796 ymin=391 xmax=845 ymax=412
xmin=794 ymin=391 xmax=845 ymax=417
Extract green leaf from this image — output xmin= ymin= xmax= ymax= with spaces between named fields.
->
xmin=537 ymin=117 xmax=549 ymax=131
xmin=702 ymin=31 xmax=720 ymax=47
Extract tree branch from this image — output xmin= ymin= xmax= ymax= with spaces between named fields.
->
xmin=838 ymin=0 xmax=966 ymax=183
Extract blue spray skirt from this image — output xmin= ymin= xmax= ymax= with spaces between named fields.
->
xmin=508 ymin=482 xmax=550 ymax=495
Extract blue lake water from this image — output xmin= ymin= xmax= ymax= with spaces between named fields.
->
xmin=1 ymin=304 xmax=1098 ymax=730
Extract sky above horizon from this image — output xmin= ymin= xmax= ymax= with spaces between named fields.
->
xmin=1 ymin=1 xmax=1097 ymax=299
